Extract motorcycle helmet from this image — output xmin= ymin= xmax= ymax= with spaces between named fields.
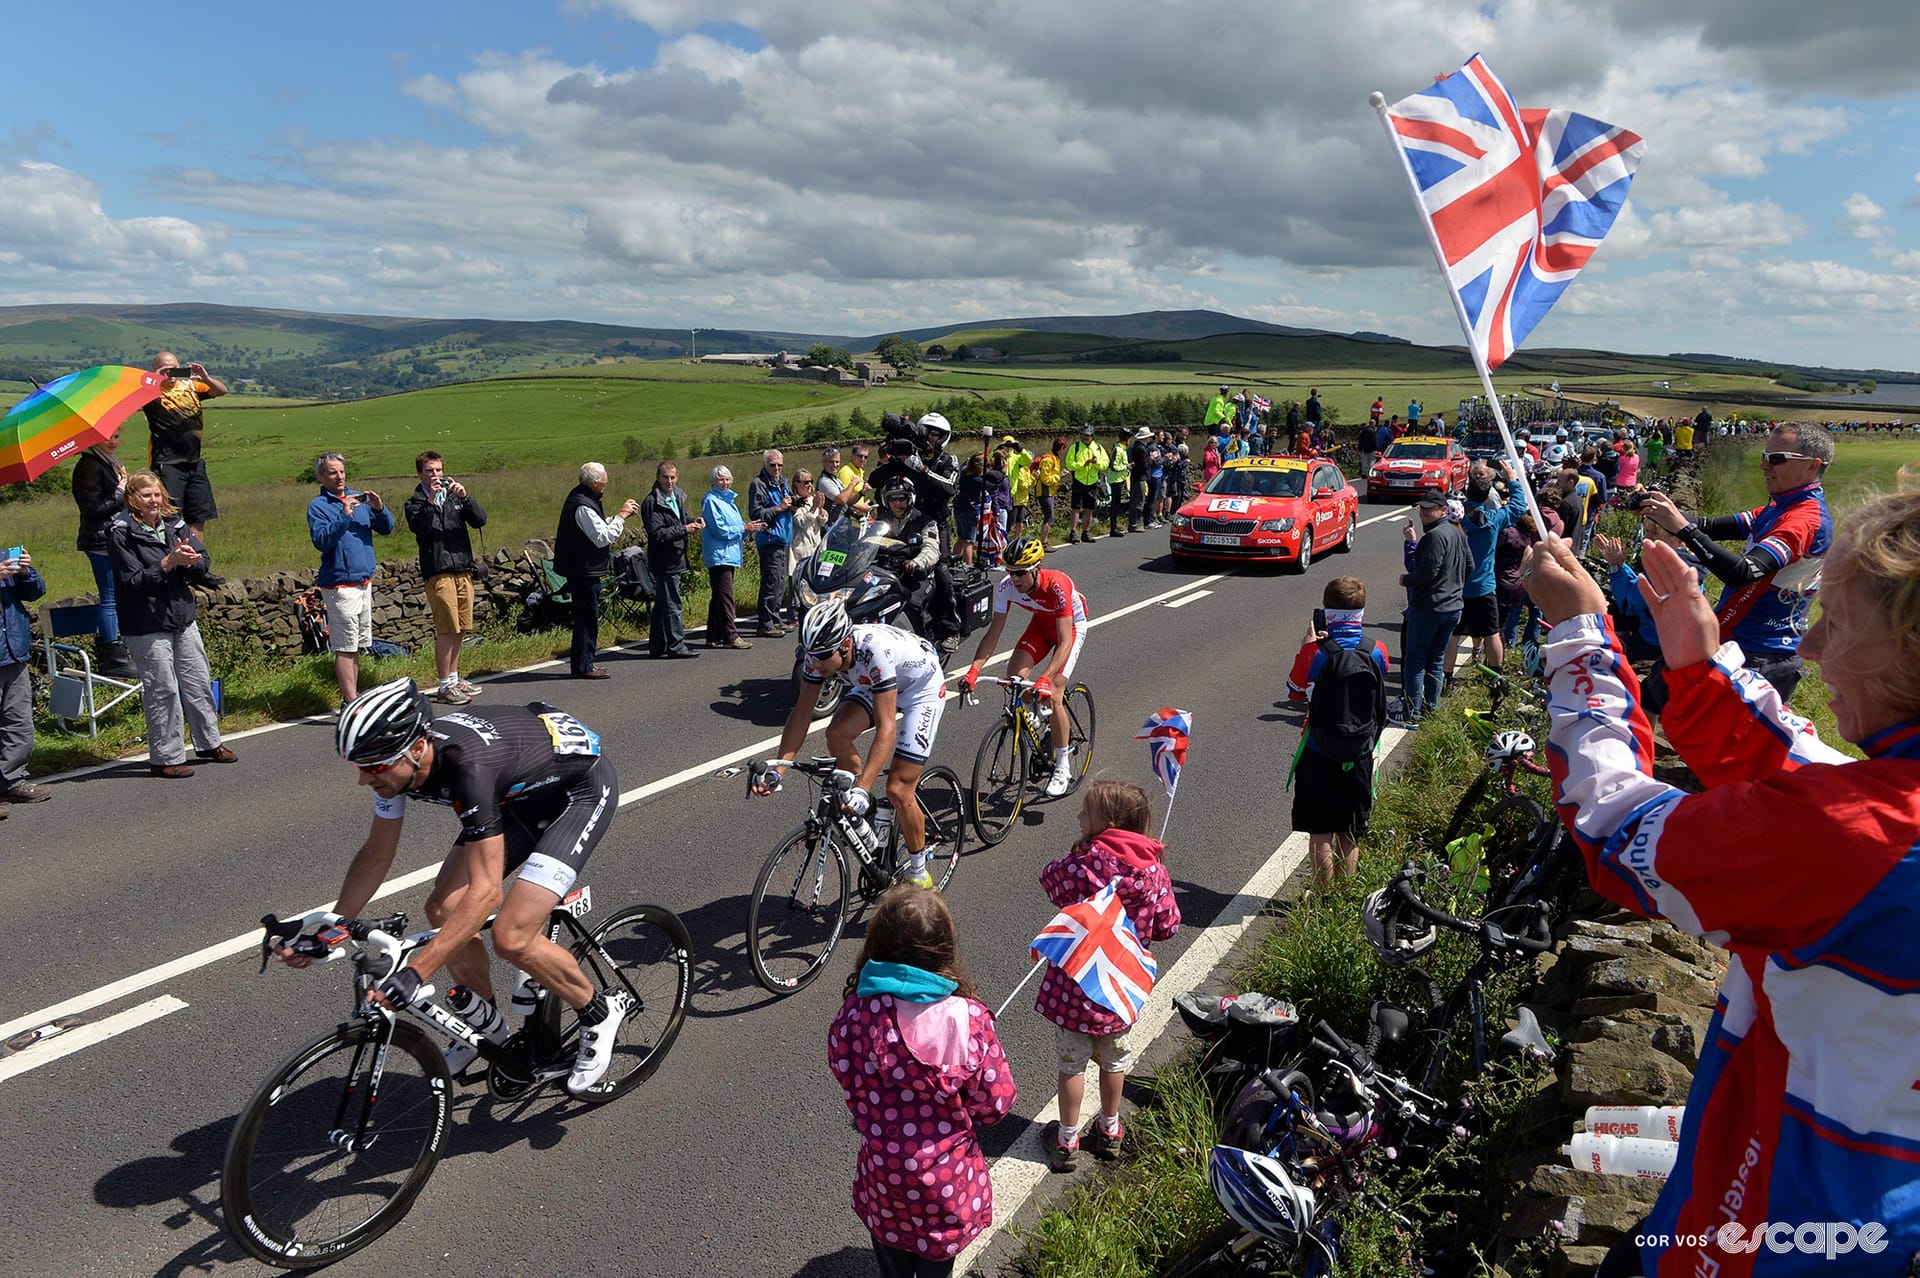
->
xmin=1004 ymin=535 xmax=1045 ymax=571
xmin=1484 ymin=730 xmax=1536 ymax=766
xmin=1362 ymin=887 xmax=1436 ymax=968
xmin=799 ymin=598 xmax=854 ymax=657
xmin=880 ymin=478 xmax=915 ymax=508
xmin=916 ymin=412 xmax=953 ymax=448
xmin=1208 ymin=1145 xmax=1316 ymax=1244
xmin=337 ymin=677 xmax=431 ymax=765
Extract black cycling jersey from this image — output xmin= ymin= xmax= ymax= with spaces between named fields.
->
xmin=375 ymin=703 xmax=604 ymax=844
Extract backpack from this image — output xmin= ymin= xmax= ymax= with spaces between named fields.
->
xmin=1307 ymin=638 xmax=1385 ymax=762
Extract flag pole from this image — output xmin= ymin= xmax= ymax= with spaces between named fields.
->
xmin=1157 ymin=774 xmax=1180 ymax=843
xmin=994 ymin=957 xmax=1048 ymax=1020
xmin=1369 ymin=92 xmax=1546 ymax=535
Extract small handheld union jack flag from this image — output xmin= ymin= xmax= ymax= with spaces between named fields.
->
xmin=1029 ymin=880 xmax=1158 ymax=1025
xmin=1136 ymin=707 xmax=1192 ymax=798
xmin=1376 ymin=54 xmax=1644 ymax=372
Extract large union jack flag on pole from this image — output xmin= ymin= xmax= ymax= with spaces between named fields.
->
xmin=1136 ymin=707 xmax=1192 ymax=798
xmin=1029 ymin=880 xmax=1158 ymax=1025
xmin=1375 ymin=55 xmax=1644 ymax=371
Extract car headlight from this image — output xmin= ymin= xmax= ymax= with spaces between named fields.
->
xmin=1171 ymin=515 xmax=1191 ymax=529
xmin=1259 ymin=518 xmax=1296 ymax=532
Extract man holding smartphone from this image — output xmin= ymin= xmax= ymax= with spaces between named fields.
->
xmin=1 ymin=543 xmax=53 ymax=816
xmin=143 ymin=353 xmax=228 ymax=582
xmin=404 ymin=451 xmax=488 ymax=705
xmin=747 ymin=448 xmax=796 ymax=637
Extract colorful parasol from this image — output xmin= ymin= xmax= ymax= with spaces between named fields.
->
xmin=0 ymin=365 xmax=165 ymax=486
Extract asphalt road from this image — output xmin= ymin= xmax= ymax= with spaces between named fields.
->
xmin=0 ymin=506 xmax=1421 ymax=1278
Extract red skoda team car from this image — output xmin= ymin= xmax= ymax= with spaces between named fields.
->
xmin=1366 ymin=435 xmax=1468 ymax=501
xmin=1169 ymin=457 xmax=1358 ymax=571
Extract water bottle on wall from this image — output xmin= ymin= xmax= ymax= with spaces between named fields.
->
xmin=1582 ymin=1105 xmax=1685 ymax=1143
xmin=1562 ymin=1133 xmax=1679 ymax=1180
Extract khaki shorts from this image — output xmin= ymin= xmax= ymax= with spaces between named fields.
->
xmin=425 ymin=572 xmax=474 ymax=635
xmin=1055 ymin=1025 xmax=1133 ymax=1074
xmin=323 ymin=582 xmax=374 ymax=653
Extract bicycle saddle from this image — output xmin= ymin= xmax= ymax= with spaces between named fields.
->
xmin=1369 ymin=1001 xmax=1413 ymax=1050
xmin=1499 ymin=1005 xmax=1555 ymax=1063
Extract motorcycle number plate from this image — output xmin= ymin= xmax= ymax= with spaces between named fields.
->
xmin=819 ymin=550 xmax=848 ymax=567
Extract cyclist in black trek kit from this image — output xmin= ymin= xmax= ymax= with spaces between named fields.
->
xmin=279 ymin=677 xmax=629 ymax=1096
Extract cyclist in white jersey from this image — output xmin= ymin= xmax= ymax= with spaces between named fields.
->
xmin=754 ymin=600 xmax=950 ymax=887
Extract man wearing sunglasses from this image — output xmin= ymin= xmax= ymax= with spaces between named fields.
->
xmin=1637 ymin=422 xmax=1834 ymax=704
xmin=291 ymin=678 xmax=629 ymax=1096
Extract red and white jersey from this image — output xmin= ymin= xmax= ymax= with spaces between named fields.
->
xmin=992 ymin=567 xmax=1088 ymax=626
xmin=1544 ymin=615 xmax=1920 ymax=1277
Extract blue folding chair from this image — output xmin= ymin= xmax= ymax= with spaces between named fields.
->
xmin=42 ymin=604 xmax=141 ymax=736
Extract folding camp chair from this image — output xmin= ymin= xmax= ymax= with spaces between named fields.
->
xmin=600 ymin=546 xmax=655 ymax=630
xmin=516 ymin=550 xmax=574 ymax=633
xmin=41 ymin=604 xmax=141 ymax=736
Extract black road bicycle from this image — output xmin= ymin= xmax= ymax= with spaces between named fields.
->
xmin=746 ymin=757 xmax=967 ymax=994
xmin=221 ymin=886 xmax=690 ymax=1269
xmin=964 ymin=674 xmax=1096 ymax=845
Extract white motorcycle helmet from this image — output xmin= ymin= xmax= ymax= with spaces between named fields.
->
xmin=916 ymin=412 xmax=953 ymax=449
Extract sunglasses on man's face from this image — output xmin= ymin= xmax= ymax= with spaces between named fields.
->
xmin=1760 ymin=451 xmax=1819 ymax=466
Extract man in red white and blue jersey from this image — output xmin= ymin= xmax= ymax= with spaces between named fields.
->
xmin=1525 ymin=529 xmax=1920 ymax=1277
xmin=1640 ymin=422 xmax=1832 ymax=706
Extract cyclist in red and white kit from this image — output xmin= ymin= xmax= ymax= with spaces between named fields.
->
xmin=962 ymin=535 xmax=1088 ymax=797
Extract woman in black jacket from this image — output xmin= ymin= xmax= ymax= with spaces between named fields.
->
xmin=70 ymin=428 xmax=139 ymax=678
xmin=108 ymin=471 xmax=235 ymax=779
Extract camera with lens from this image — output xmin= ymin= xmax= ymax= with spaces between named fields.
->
xmin=1623 ymin=490 xmax=1652 ymax=511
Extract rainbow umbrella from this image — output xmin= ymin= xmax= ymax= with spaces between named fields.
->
xmin=0 ymin=365 xmax=166 ymax=486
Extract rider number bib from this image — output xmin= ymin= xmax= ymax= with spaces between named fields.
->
xmin=538 ymin=711 xmax=602 ymax=757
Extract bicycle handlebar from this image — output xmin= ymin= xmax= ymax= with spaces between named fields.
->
xmin=256 ymin=910 xmax=410 ymax=976
xmin=1386 ymin=864 xmax=1554 ymax=955
xmin=747 ymin=756 xmax=856 ymax=799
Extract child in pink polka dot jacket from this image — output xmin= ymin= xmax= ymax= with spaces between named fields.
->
xmin=1037 ymin=778 xmax=1180 ymax=1172
xmin=829 ymin=885 xmax=1018 ymax=1278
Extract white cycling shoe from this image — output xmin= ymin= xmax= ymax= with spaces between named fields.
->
xmin=566 ymin=990 xmax=633 ymax=1097
xmin=1044 ymin=760 xmax=1075 ymax=798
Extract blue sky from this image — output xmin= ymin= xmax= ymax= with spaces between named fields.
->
xmin=2 ymin=1 xmax=1916 ymax=370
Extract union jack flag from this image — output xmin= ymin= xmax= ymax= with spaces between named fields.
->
xmin=1135 ymin=707 xmax=1192 ymax=797
xmin=1030 ymin=880 xmax=1158 ymax=1025
xmin=1382 ymin=54 xmax=1644 ymax=370
xmin=1249 ymin=394 xmax=1272 ymax=415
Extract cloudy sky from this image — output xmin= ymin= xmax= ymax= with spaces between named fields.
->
xmin=3 ymin=1 xmax=1916 ymax=369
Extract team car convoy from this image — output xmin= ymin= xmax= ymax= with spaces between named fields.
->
xmin=1364 ymin=435 xmax=1469 ymax=501
xmin=1167 ymin=457 xmax=1360 ymax=569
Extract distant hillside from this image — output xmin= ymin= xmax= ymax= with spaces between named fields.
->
xmin=875 ymin=308 xmax=1334 ymax=347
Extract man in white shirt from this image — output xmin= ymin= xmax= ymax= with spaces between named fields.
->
xmin=552 ymin=462 xmax=637 ymax=680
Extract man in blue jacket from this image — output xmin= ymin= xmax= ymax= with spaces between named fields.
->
xmin=1456 ymin=458 xmax=1529 ymax=672
xmin=308 ymin=452 xmax=394 ymax=705
xmin=0 ymin=544 xmax=52 ymax=816
xmin=747 ymin=448 xmax=796 ymax=637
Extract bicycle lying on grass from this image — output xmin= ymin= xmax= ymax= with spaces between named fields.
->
xmin=222 ymin=886 xmax=690 ymax=1269
xmin=745 ymin=756 xmax=966 ymax=994
xmin=964 ymin=674 xmax=1096 ymax=845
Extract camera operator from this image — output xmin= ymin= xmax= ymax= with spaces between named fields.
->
xmin=868 ymin=412 xmax=963 ymax=653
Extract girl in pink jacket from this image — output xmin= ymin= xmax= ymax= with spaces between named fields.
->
xmin=829 ymin=886 xmax=1017 ymax=1277
xmin=1036 ymin=780 xmax=1181 ymax=1171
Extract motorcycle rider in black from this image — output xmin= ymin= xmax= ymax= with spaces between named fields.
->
xmin=868 ymin=478 xmax=942 ymax=637
xmin=868 ymin=412 xmax=964 ymax=652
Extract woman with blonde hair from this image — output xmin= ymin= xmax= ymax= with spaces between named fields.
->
xmin=107 ymin=471 xmax=234 ymax=778
xmin=1524 ymin=477 xmax=1920 ymax=1277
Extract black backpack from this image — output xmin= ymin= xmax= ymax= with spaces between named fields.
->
xmin=1307 ymin=637 xmax=1386 ymax=762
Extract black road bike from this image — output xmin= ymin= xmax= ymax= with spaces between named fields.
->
xmin=746 ymin=757 xmax=966 ymax=994
xmin=964 ymin=674 xmax=1096 ymax=845
xmin=221 ymin=887 xmax=690 ymax=1268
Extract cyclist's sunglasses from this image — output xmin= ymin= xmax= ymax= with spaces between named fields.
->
xmin=1760 ymin=450 xmax=1819 ymax=466
xmin=1007 ymin=567 xmax=1037 ymax=581
xmin=354 ymin=740 xmax=421 ymax=775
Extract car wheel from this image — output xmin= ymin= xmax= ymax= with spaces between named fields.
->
xmin=1291 ymin=532 xmax=1313 ymax=574
xmin=1334 ymin=510 xmax=1356 ymax=553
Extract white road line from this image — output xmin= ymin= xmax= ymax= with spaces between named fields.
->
xmin=1162 ymin=590 xmax=1213 ymax=610
xmin=957 ymin=723 xmax=1412 ymax=1273
xmin=0 ymin=996 xmax=189 ymax=1084
xmin=0 ymin=569 xmax=1230 ymax=1044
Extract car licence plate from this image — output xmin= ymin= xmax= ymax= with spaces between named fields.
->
xmin=1201 ymin=534 xmax=1241 ymax=546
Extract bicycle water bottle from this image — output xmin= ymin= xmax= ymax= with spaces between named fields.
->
xmin=1582 ymin=1105 xmax=1684 ymax=1143
xmin=844 ymin=814 xmax=878 ymax=858
xmin=871 ymin=799 xmax=895 ymax=856
xmin=509 ymin=970 xmax=541 ymax=1023
xmin=1562 ymin=1132 xmax=1679 ymax=1180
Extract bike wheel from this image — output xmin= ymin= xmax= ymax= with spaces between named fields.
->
xmin=914 ymin=764 xmax=968 ymax=890
xmin=1441 ymin=772 xmax=1497 ymax=848
xmin=1162 ymin=1221 xmax=1281 ymax=1277
xmin=571 ymin=904 xmax=692 ymax=1102
xmin=969 ymin=717 xmax=1028 ymax=846
xmin=749 ymin=823 xmax=851 ymax=995
xmin=222 ymin=1020 xmax=451 ymax=1269
xmin=1476 ymin=794 xmax=1549 ymax=901
xmin=1061 ymin=683 xmax=1097 ymax=794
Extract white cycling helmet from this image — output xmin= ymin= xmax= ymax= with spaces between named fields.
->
xmin=916 ymin=412 xmax=953 ymax=447
xmin=336 ymin=677 xmax=431 ymax=765
xmin=1484 ymin=730 xmax=1536 ymax=766
xmin=1362 ymin=888 xmax=1436 ymax=968
xmin=798 ymin=598 xmax=854 ymax=657
xmin=1208 ymin=1145 xmax=1316 ymax=1244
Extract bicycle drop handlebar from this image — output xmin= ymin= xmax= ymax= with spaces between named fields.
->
xmin=256 ymin=910 xmax=411 ymax=976
xmin=746 ymin=756 xmax=858 ymax=799
xmin=1386 ymin=863 xmax=1554 ymax=955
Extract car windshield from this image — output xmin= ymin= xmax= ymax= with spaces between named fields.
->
xmin=1204 ymin=468 xmax=1307 ymax=499
xmin=1385 ymin=442 xmax=1449 ymax=460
